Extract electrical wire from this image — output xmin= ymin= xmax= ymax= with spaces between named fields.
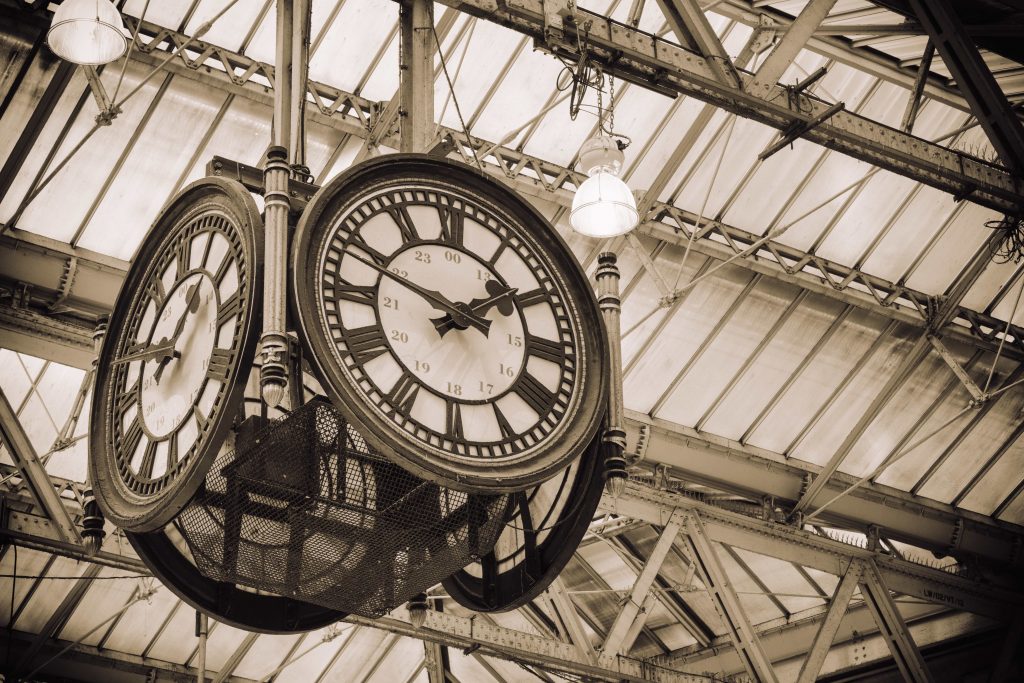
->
xmin=430 ymin=22 xmax=484 ymax=173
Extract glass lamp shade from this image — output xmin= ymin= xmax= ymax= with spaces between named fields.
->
xmin=570 ymin=171 xmax=639 ymax=238
xmin=47 ymin=0 xmax=128 ymax=66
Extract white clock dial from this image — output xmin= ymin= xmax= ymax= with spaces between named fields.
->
xmin=295 ymin=157 xmax=607 ymax=492
xmin=90 ymin=178 xmax=261 ymax=531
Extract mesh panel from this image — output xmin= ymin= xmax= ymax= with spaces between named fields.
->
xmin=176 ymin=399 xmax=510 ymax=617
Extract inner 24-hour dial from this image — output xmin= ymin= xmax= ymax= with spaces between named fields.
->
xmin=319 ymin=187 xmax=578 ymax=461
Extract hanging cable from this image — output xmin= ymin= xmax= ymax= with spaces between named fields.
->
xmin=430 ymin=22 xmax=484 ymax=173
xmin=987 ymin=215 xmax=1024 ymax=264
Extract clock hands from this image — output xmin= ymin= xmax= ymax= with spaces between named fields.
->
xmin=432 ymin=279 xmax=518 ymax=337
xmin=112 ymin=338 xmax=181 ymax=366
xmin=112 ymin=281 xmax=203 ymax=373
xmin=346 ymin=250 xmax=492 ymax=336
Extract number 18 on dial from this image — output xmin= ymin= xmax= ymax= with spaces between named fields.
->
xmin=293 ymin=156 xmax=606 ymax=492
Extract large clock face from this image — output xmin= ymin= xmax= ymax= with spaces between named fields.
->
xmin=294 ymin=156 xmax=607 ymax=492
xmin=90 ymin=178 xmax=262 ymax=532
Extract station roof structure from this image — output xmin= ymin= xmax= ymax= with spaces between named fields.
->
xmin=2 ymin=0 xmax=1024 ymax=681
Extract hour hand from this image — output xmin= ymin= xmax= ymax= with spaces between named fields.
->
xmin=112 ymin=338 xmax=180 ymax=365
xmin=346 ymin=250 xmax=491 ymax=335
xmin=432 ymin=280 xmax=517 ymax=337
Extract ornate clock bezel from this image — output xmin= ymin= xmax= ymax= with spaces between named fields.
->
xmin=89 ymin=177 xmax=263 ymax=532
xmin=441 ymin=426 xmax=605 ymax=612
xmin=292 ymin=154 xmax=608 ymax=493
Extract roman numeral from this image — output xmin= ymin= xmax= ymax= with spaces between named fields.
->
xmin=438 ymin=205 xmax=464 ymax=247
xmin=217 ymin=293 xmax=241 ymax=328
xmin=348 ymin=235 xmax=388 ymax=265
xmin=115 ymin=379 xmax=139 ymax=419
xmin=194 ymin=406 xmax=210 ymax=432
xmin=332 ymin=282 xmax=375 ymax=305
xmin=387 ymin=371 xmax=420 ymax=416
xmin=346 ymin=324 xmax=389 ymax=365
xmin=446 ymin=401 xmax=464 ymax=440
xmin=527 ymin=335 xmax=566 ymax=364
xmin=206 ymin=348 xmax=232 ymax=380
xmin=493 ymin=404 xmax=516 ymax=441
xmin=516 ymin=288 xmax=548 ymax=308
xmin=385 ymin=204 xmax=419 ymax=243
xmin=176 ymin=240 xmax=190 ymax=278
xmin=213 ymin=253 xmax=234 ymax=285
xmin=138 ymin=440 xmax=158 ymax=478
xmin=120 ymin=416 xmax=143 ymax=456
xmin=515 ymin=372 xmax=555 ymax=415
xmin=150 ymin=278 xmax=166 ymax=309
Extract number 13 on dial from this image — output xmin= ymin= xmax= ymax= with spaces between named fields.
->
xmin=293 ymin=156 xmax=607 ymax=492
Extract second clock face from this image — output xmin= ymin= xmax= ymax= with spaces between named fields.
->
xmin=294 ymin=156 xmax=606 ymax=491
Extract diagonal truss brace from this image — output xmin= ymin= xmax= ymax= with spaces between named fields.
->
xmin=602 ymin=509 xmax=686 ymax=656
xmin=654 ymin=0 xmax=741 ymax=87
xmin=0 ymin=386 xmax=80 ymax=543
xmin=859 ymin=560 xmax=936 ymax=683
xmin=795 ymin=559 xmax=863 ymax=683
xmin=548 ymin=576 xmax=598 ymax=662
xmin=928 ymin=334 xmax=985 ymax=402
xmin=680 ymin=513 xmax=779 ymax=683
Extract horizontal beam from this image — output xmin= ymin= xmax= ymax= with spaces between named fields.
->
xmin=8 ymin=10 xmax=1024 ymax=363
xmin=601 ymin=481 xmax=1024 ymax=620
xmin=4 ymin=628 xmax=257 ymax=683
xmin=623 ymin=411 xmax=1024 ymax=569
xmin=431 ymin=0 xmax=1023 ymax=213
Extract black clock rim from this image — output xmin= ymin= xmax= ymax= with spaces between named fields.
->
xmin=291 ymin=153 xmax=608 ymax=494
xmin=89 ymin=177 xmax=264 ymax=532
xmin=126 ymin=527 xmax=346 ymax=634
xmin=440 ymin=424 xmax=605 ymax=612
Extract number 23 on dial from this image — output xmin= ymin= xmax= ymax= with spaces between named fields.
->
xmin=293 ymin=157 xmax=606 ymax=492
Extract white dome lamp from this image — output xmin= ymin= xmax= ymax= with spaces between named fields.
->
xmin=47 ymin=0 xmax=129 ymax=66
xmin=570 ymin=135 xmax=639 ymax=239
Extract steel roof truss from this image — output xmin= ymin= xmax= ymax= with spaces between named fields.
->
xmin=793 ymin=559 xmax=862 ymax=683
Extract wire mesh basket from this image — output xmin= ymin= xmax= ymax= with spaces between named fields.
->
xmin=176 ymin=399 xmax=510 ymax=617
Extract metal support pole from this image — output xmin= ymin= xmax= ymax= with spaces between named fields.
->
xmin=196 ymin=610 xmax=208 ymax=683
xmin=399 ymin=0 xmax=435 ymax=153
xmin=289 ymin=0 xmax=311 ymax=175
xmin=596 ymin=252 xmax=627 ymax=496
xmin=259 ymin=0 xmax=297 ymax=408
xmin=82 ymin=318 xmax=107 ymax=556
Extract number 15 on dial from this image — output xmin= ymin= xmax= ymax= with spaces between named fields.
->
xmin=293 ymin=156 xmax=607 ymax=492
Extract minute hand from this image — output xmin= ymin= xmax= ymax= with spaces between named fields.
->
xmin=347 ymin=251 xmax=491 ymax=335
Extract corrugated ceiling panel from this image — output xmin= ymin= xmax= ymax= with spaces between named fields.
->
xmin=624 ymin=263 xmax=753 ymax=415
xmin=744 ymin=307 xmax=890 ymax=454
xmin=701 ymin=291 xmax=847 ymax=440
xmin=790 ymin=324 xmax=917 ymax=467
xmin=655 ymin=277 xmax=801 ymax=426
xmin=76 ymin=75 xmax=227 ymax=259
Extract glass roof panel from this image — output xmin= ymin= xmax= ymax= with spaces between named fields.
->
xmin=101 ymin=581 xmax=179 ymax=654
xmin=789 ymin=325 xmax=917 ymax=468
xmin=10 ymin=556 xmax=90 ymax=633
xmin=77 ymin=78 xmax=228 ymax=258
xmin=716 ymin=543 xmax=780 ymax=623
xmin=959 ymin=436 xmax=1024 ymax=517
xmin=179 ymin=95 xmax=272 ymax=186
xmin=997 ymin=486 xmax=1024 ymax=525
xmin=731 ymin=548 xmax=825 ymax=614
xmin=7 ymin=63 xmax=163 ymax=247
xmin=308 ymin=0 xmax=396 ymax=91
xmin=1 ymin=548 xmax=51 ymax=628
xmin=234 ymin=633 xmax=303 ymax=679
xmin=745 ymin=307 xmax=890 ymax=454
xmin=625 ymin=263 xmax=753 ymax=415
xmin=905 ymin=201 xmax=999 ymax=295
xmin=656 ymin=278 xmax=801 ymax=427
xmin=58 ymin=569 xmax=143 ymax=646
xmin=122 ymin=0 xmax=192 ymax=30
xmin=274 ymin=626 xmax=356 ymax=680
xmin=200 ymin=620 xmax=251 ymax=672
xmin=917 ymin=384 xmax=1024 ymax=503
xmin=860 ymin=186 xmax=959 ymax=285
xmin=183 ymin=0 xmax=270 ymax=53
xmin=702 ymin=291 xmax=848 ymax=440
xmin=0 ymin=348 xmax=33 ymax=408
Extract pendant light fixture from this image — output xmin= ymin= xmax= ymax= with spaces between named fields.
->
xmin=47 ymin=0 xmax=129 ymax=66
xmin=570 ymin=135 xmax=639 ymax=238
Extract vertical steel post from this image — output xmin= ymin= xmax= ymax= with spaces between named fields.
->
xmin=196 ymin=610 xmax=208 ymax=682
xmin=596 ymin=252 xmax=627 ymax=496
xmin=259 ymin=0 xmax=296 ymax=408
xmin=290 ymin=0 xmax=311 ymax=177
xmin=82 ymin=317 xmax=108 ymax=556
xmin=399 ymin=0 xmax=435 ymax=153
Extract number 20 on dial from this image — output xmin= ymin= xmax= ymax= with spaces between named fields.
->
xmin=293 ymin=156 xmax=607 ymax=492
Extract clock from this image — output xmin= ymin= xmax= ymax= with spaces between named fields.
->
xmin=90 ymin=177 xmax=262 ymax=532
xmin=442 ymin=428 xmax=604 ymax=611
xmin=127 ymin=525 xmax=346 ymax=633
xmin=292 ymin=155 xmax=608 ymax=492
